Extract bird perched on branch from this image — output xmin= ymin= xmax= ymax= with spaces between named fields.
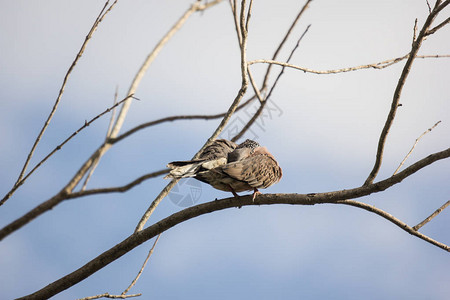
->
xmin=165 ymin=139 xmax=282 ymax=200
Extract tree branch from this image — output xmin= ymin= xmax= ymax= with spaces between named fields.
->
xmin=363 ymin=3 xmax=449 ymax=185
xmin=261 ymin=0 xmax=312 ymax=88
xmin=413 ymin=200 xmax=450 ymax=231
xmin=335 ymin=199 xmax=449 ymax=250
xmin=248 ymin=54 xmax=450 ymax=74
xmin=77 ymin=292 xmax=141 ymax=300
xmin=121 ymin=234 xmax=161 ymax=296
xmin=67 ymin=169 xmax=168 ymax=199
xmin=4 ymin=0 xmax=118 ymax=206
xmin=0 ymin=169 xmax=167 ymax=241
xmin=0 ymin=95 xmax=136 ymax=206
xmin=426 ymin=16 xmax=450 ymax=35
xmin=18 ymin=147 xmax=450 ymax=300
xmin=393 ymin=120 xmax=441 ymax=175
xmin=232 ymin=25 xmax=310 ymax=142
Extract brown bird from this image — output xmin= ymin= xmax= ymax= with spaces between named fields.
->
xmin=165 ymin=139 xmax=282 ymax=200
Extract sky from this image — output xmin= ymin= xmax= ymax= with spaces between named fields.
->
xmin=0 ymin=0 xmax=449 ymax=299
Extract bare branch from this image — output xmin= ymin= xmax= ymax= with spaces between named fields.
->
xmin=198 ymin=0 xmax=223 ymax=10
xmin=261 ymin=0 xmax=313 ymax=88
xmin=265 ymin=25 xmax=311 ymax=102
xmin=412 ymin=18 xmax=418 ymax=46
xmin=81 ymin=88 xmax=120 ymax=192
xmin=426 ymin=16 xmax=450 ymax=35
xmin=121 ymin=234 xmax=161 ymax=295
xmin=393 ymin=120 xmax=441 ymax=175
xmin=413 ymin=200 xmax=450 ymax=231
xmin=18 ymin=146 xmax=450 ymax=299
xmin=229 ymin=0 xmax=243 ymax=47
xmin=106 ymin=86 xmax=119 ymax=139
xmin=363 ymin=3 xmax=448 ymax=186
xmin=435 ymin=0 xmax=450 ymax=14
xmin=77 ymin=292 xmax=141 ymax=300
xmin=67 ymin=170 xmax=168 ymax=199
xmin=7 ymin=0 xmax=118 ymax=205
xmin=245 ymin=0 xmax=254 ymax=32
xmin=335 ymin=200 xmax=449 ymax=250
xmin=0 ymin=169 xmax=167 ymax=241
xmin=0 ymin=94 xmax=136 ymax=206
xmin=248 ymin=54 xmax=450 ymax=74
xmin=247 ymin=68 xmax=264 ymax=103
xmin=232 ymin=25 xmax=310 ymax=142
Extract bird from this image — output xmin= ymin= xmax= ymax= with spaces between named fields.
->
xmin=165 ymin=139 xmax=282 ymax=200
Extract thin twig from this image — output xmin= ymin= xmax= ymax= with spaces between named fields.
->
xmin=68 ymin=169 xmax=168 ymax=199
xmin=230 ymin=0 xmax=313 ymax=143
xmin=0 ymin=94 xmax=136 ymax=206
xmin=412 ymin=18 xmax=418 ymax=46
xmin=232 ymin=25 xmax=310 ymax=142
xmin=393 ymin=121 xmax=441 ymax=175
xmin=106 ymin=86 xmax=119 ymax=138
xmin=77 ymin=292 xmax=141 ymax=300
xmin=229 ymin=0 xmax=243 ymax=47
xmin=122 ymin=234 xmax=161 ymax=295
xmin=426 ymin=16 xmax=450 ymax=35
xmin=363 ymin=3 xmax=449 ymax=186
xmin=5 ymin=0 xmax=118 ymax=205
xmin=261 ymin=0 xmax=313 ymax=89
xmin=247 ymin=68 xmax=264 ymax=103
xmin=265 ymin=24 xmax=311 ymax=102
xmin=82 ymin=87 xmax=119 ymax=191
xmin=413 ymin=200 xmax=450 ymax=231
xmin=19 ymin=146 xmax=450 ymax=300
xmin=245 ymin=0 xmax=253 ymax=32
xmin=248 ymin=54 xmax=450 ymax=74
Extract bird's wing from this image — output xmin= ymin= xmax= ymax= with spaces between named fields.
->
xmin=198 ymin=139 xmax=238 ymax=161
xmin=221 ymin=154 xmax=282 ymax=189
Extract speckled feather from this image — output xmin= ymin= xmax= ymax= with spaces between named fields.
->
xmin=196 ymin=146 xmax=282 ymax=193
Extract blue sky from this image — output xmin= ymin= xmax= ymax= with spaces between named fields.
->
xmin=1 ymin=0 xmax=449 ymax=299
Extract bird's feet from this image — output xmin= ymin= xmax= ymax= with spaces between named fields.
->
xmin=251 ymin=188 xmax=261 ymax=202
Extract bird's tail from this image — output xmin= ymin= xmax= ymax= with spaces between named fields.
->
xmin=164 ymin=157 xmax=227 ymax=179
xmin=164 ymin=160 xmax=205 ymax=179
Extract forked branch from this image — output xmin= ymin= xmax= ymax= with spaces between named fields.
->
xmin=364 ymin=1 xmax=449 ymax=185
xmin=2 ymin=0 xmax=119 ymax=206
